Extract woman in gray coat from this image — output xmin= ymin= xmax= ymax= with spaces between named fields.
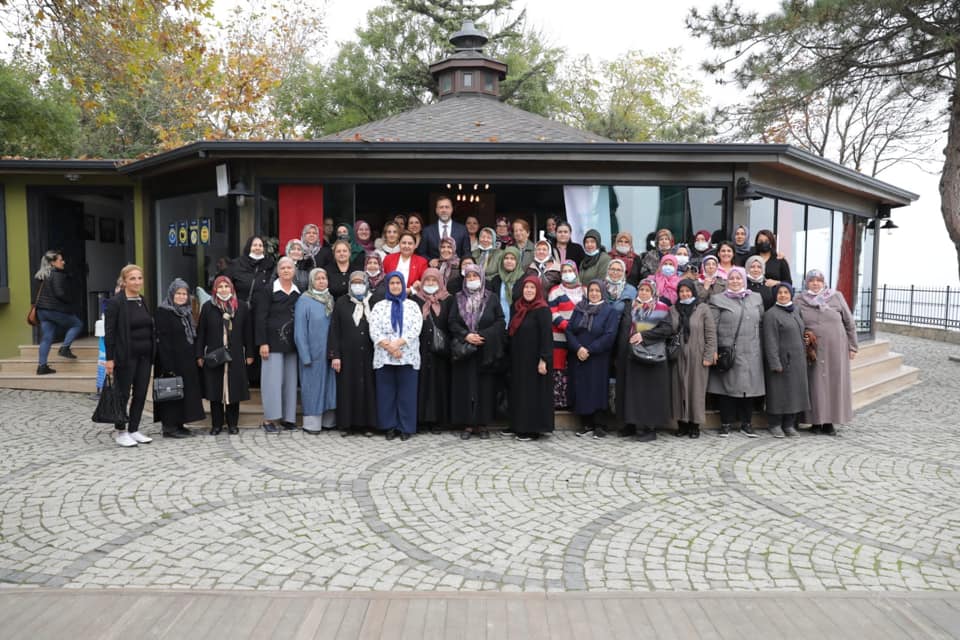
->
xmin=796 ymin=269 xmax=858 ymax=435
xmin=670 ymin=280 xmax=716 ymax=439
xmin=762 ymin=283 xmax=810 ymax=438
xmin=707 ymin=267 xmax=765 ymax=438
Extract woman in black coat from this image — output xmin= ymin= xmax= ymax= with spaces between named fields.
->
xmin=745 ymin=255 xmax=775 ymax=310
xmin=227 ymin=236 xmax=275 ymax=307
xmin=104 ymin=264 xmax=156 ymax=448
xmin=195 ymin=276 xmax=254 ymax=434
xmin=750 ymin=229 xmax=793 ymax=286
xmin=448 ymin=264 xmax=506 ymax=440
xmin=154 ymin=278 xmax=205 ymax=438
xmin=329 ymin=271 xmax=379 ymax=436
xmin=566 ymin=280 xmax=620 ymax=438
xmin=508 ymin=277 xmax=554 ymax=441
xmin=410 ymin=268 xmax=452 ymax=433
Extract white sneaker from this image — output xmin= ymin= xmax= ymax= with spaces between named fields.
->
xmin=116 ymin=432 xmax=138 ymax=447
xmin=129 ymin=431 xmax=153 ymax=444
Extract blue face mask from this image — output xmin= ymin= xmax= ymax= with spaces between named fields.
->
xmin=584 ymin=248 xmax=599 ymax=257
xmin=661 ymin=265 xmax=676 ymax=277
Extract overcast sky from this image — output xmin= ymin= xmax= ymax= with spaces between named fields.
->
xmin=312 ymin=0 xmax=954 ymax=287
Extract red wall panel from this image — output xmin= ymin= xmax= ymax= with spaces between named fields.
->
xmin=278 ymin=185 xmax=324 ymax=251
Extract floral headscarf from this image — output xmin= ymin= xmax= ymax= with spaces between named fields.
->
xmin=304 ymin=267 xmax=334 ymax=316
xmin=631 ymin=277 xmax=670 ymax=331
xmin=159 ymin=278 xmax=196 ymax=344
xmin=801 ymin=269 xmax=836 ymax=308
xmin=300 ymin=224 xmax=322 ymax=259
xmin=418 ymin=267 xmax=450 ymax=318
xmin=438 ymin=236 xmax=460 ymax=285
xmin=364 ymin=252 xmax=385 ymax=289
xmin=456 ymin=264 xmax=490 ymax=332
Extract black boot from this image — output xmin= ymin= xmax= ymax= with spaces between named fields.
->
xmin=210 ymin=425 xmax=223 ymax=436
xmin=675 ymin=421 xmax=690 ymax=437
xmin=58 ymin=346 xmax=78 ymax=359
xmin=689 ymin=423 xmax=700 ymax=439
xmin=618 ymin=424 xmax=637 ymax=438
xmin=635 ymin=426 xmax=656 ymax=442
xmin=718 ymin=424 xmax=731 ymax=438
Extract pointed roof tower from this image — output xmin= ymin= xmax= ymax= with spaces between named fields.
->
xmin=429 ymin=21 xmax=507 ymax=100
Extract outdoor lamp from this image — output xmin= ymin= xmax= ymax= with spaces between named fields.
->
xmin=227 ymin=180 xmax=255 ymax=207
xmin=881 ymin=219 xmax=898 ymax=235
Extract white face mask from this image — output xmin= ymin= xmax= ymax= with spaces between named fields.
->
xmin=616 ymin=244 xmax=631 ymax=254
xmin=216 ymin=292 xmax=233 ymax=301
xmin=465 ymin=279 xmax=482 ymax=292
xmin=584 ymin=248 xmax=599 ymax=257
xmin=561 ymin=272 xmax=577 ymax=284
xmin=676 ymin=255 xmax=689 ymax=267
xmin=678 ymin=296 xmax=695 ymax=305
xmin=694 ymin=241 xmax=708 ymax=252
xmin=366 ymin=269 xmax=380 ymax=277
xmin=637 ymin=295 xmax=653 ymax=304
xmin=249 ymin=252 xmax=263 ymax=260
xmin=422 ymin=284 xmax=439 ymax=295
xmin=350 ymin=284 xmax=367 ymax=297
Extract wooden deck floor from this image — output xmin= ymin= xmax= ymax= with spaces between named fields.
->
xmin=2 ymin=589 xmax=959 ymax=639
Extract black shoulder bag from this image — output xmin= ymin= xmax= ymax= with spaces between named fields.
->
xmin=715 ymin=304 xmax=744 ymax=372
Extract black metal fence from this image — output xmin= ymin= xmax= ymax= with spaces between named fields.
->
xmin=869 ymin=285 xmax=960 ymax=331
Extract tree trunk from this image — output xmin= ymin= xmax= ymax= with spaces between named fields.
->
xmin=940 ymin=70 xmax=960 ymax=282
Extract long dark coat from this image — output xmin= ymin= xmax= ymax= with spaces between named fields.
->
xmin=411 ymin=295 xmax=453 ymax=426
xmin=447 ymin=293 xmax=506 ymax=426
xmin=797 ymin=293 xmax=858 ymax=424
xmin=195 ymin=301 xmax=254 ymax=404
xmin=153 ymin=307 xmax=206 ymax=426
xmin=226 ymin=255 xmax=275 ymax=307
xmin=509 ymin=306 xmax=554 ymax=434
xmin=748 ymin=279 xmax=775 ymax=310
xmin=565 ymin=302 xmax=619 ymax=416
xmin=762 ymin=305 xmax=811 ymax=415
xmin=328 ymin=296 xmax=378 ymax=429
xmin=669 ymin=303 xmax=717 ymax=424
xmin=614 ymin=306 xmax=676 ymax=427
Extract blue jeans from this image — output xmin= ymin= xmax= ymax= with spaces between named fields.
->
xmin=38 ymin=309 xmax=84 ymax=365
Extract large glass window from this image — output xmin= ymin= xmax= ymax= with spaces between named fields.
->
xmin=747 ymin=196 xmax=775 ymax=243
xmin=775 ymin=199 xmax=805 ymax=284
xmin=854 ymin=222 xmax=875 ymax=332
xmin=805 ymin=205 xmax=833 ymax=280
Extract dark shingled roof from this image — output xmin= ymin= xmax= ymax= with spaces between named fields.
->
xmin=323 ymin=95 xmax=612 ymax=144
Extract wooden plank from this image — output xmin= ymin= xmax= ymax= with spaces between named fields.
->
xmin=732 ymin=596 xmax=785 ymax=639
xmin=877 ymin=597 xmax=953 ymax=640
xmin=561 ymin=598 xmax=595 ymax=640
xmin=615 ymin=596 xmax=656 ymax=640
xmin=543 ymin=598 xmax=575 ymax=640
xmin=4 ymin=592 xmax=93 ymax=639
xmin=400 ymin=598 xmax=428 ymax=639
xmin=768 ymin=596 xmax=831 ymax=639
xmin=338 ymin=598 xmax=372 ymax=640
xmin=676 ymin=598 xmax=723 ymax=640
xmin=484 ymin=597 xmax=508 ymax=640
xmin=655 ymin=597 xmax=701 ymax=639
xmin=582 ymin=594 xmax=615 ymax=638
xmin=101 ymin=594 xmax=183 ymax=640
xmin=505 ymin=598 xmax=527 ymax=640
xmin=598 ymin=599 xmax=641 ymax=640
xmin=153 ymin=594 xmax=219 ymax=639
xmin=379 ymin=599 xmax=409 ymax=640
xmin=813 ymin=596 xmax=906 ymax=640
xmin=422 ymin=597 xmax=447 ymax=640
xmin=522 ymin=597 xmax=551 ymax=640
xmin=464 ymin=597 xmax=487 ymax=640
xmin=207 ymin=596 xmax=273 ymax=640
xmin=698 ymin=596 xmax=763 ymax=640
xmin=444 ymin=598 xmax=469 ymax=640
xmin=178 ymin=595 xmax=237 ymax=640
xmin=901 ymin=598 xmax=960 ymax=638
xmin=296 ymin=597 xmax=335 ymax=640
xmin=25 ymin=592 xmax=106 ymax=640
xmin=357 ymin=598 xmax=390 ymax=640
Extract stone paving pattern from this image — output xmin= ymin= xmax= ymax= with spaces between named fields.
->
xmin=0 ymin=333 xmax=957 ymax=592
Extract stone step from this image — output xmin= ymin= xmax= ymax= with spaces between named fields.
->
xmin=0 ymin=359 xmax=100 ymax=375
xmin=0 ymin=373 xmax=97 ymax=394
xmin=17 ymin=342 xmax=100 ymax=360
xmin=851 ymin=350 xmax=905 ymax=379
xmin=855 ymin=339 xmax=890 ymax=361
xmin=852 ymin=365 xmax=920 ymax=410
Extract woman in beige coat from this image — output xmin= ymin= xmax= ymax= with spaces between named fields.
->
xmin=670 ymin=280 xmax=717 ymax=438
xmin=796 ymin=269 xmax=858 ymax=435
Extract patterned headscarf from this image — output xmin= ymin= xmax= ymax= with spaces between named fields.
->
xmin=301 ymin=223 xmax=322 ymax=259
xmin=364 ymin=252 xmax=385 ymax=289
xmin=632 ymin=277 xmax=670 ymax=331
xmin=348 ymin=271 xmax=372 ymax=327
xmin=438 ymin=236 xmax=461 ymax=285
xmin=723 ymin=267 xmax=751 ymax=299
xmin=605 ymin=258 xmax=627 ymax=302
xmin=158 ymin=278 xmax=196 ymax=344
xmin=418 ymin=267 xmax=450 ymax=318
xmin=456 ymin=264 xmax=490 ymax=332
xmin=802 ymin=269 xmax=836 ymax=308
xmin=304 ymin=267 xmax=334 ymax=316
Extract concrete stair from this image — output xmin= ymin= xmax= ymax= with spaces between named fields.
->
xmin=0 ymin=337 xmax=920 ymax=430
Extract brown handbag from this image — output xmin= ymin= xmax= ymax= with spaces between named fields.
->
xmin=27 ymin=280 xmax=45 ymax=327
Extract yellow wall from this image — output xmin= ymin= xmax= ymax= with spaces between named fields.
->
xmin=0 ymin=175 xmax=139 ymax=358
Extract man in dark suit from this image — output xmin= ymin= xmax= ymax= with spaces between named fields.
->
xmin=419 ymin=196 xmax=471 ymax=263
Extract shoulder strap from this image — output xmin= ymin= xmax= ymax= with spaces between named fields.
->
xmin=730 ymin=302 xmax=745 ymax=350
xmin=34 ymin=278 xmax=46 ymax=304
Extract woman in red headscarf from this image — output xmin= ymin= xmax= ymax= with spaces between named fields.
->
xmin=508 ymin=276 xmax=554 ymax=441
xmin=195 ymin=275 xmax=255 ymax=434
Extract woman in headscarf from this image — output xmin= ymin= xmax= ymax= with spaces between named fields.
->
xmin=763 ymin=282 xmax=810 ymax=438
xmin=579 ymin=228 xmax=611 ymax=284
xmin=335 ymin=222 xmax=366 ymax=266
xmin=495 ymin=216 xmax=514 ymax=249
xmin=294 ymin=267 xmax=338 ymax=434
xmin=448 ymin=264 xmax=506 ymax=440
xmin=254 ymin=256 xmax=300 ymax=433
xmin=472 ymin=227 xmax=503 ymax=278
xmin=436 ymin=236 xmax=461 ymax=289
xmin=411 ymin=268 xmax=453 ymax=433
xmin=732 ymin=224 xmax=751 ymax=267
xmin=609 ymin=231 xmax=640 ymax=276
xmin=697 ymin=255 xmax=726 ymax=302
xmin=369 ymin=271 xmax=423 ymax=441
xmin=615 ymin=277 xmax=676 ymax=441
xmin=604 ymin=258 xmax=637 ymax=313
xmin=490 ymin=246 xmax=524 ymax=325
xmin=547 ymin=261 xmax=584 ymax=409
xmin=654 ymin=253 xmax=681 ymax=306
xmin=707 ymin=267 xmax=766 ymax=437
xmin=745 ymin=255 xmax=775 ymax=310
xmin=796 ymin=269 xmax=858 ymax=435
xmin=446 ymin=255 xmax=476 ymax=295
xmin=353 ymin=220 xmax=377 ymax=256
xmin=567 ymin=280 xmax=620 ymax=439
xmin=525 ymin=239 xmax=561 ymax=292
xmin=195 ymin=275 xmax=254 ymax=435
xmin=282 ymin=238 xmax=314 ymax=292
xmin=328 ymin=271 xmax=379 ymax=436
xmin=508 ymin=276 xmax=554 ymax=441
xmin=632 ymin=228 xmax=675 ymax=283
xmin=750 ymin=229 xmax=793 ymax=286
xmin=669 ymin=279 xmax=716 ymax=439
xmin=689 ymin=229 xmax=714 ymax=271
xmin=301 ymin=223 xmax=331 ymax=270
xmin=363 ymin=253 xmax=387 ymax=300
xmin=154 ymin=278 xmax=205 ymax=438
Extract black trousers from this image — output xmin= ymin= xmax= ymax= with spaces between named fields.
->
xmin=115 ymin=353 xmax=152 ymax=432
xmin=716 ymin=395 xmax=754 ymax=425
xmin=210 ymin=402 xmax=240 ymax=428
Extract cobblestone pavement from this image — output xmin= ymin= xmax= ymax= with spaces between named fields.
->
xmin=0 ymin=333 xmax=957 ymax=592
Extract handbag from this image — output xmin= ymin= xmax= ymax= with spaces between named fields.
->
xmin=92 ymin=374 xmax=129 ymax=425
xmin=152 ymin=374 xmax=184 ymax=403
xmin=630 ymin=339 xmax=666 ymax=364
xmin=715 ymin=304 xmax=745 ymax=372
xmin=27 ymin=280 xmax=45 ymax=327
xmin=203 ymin=347 xmax=233 ymax=367
xmin=429 ymin=316 xmax=449 ymax=356
xmin=450 ymin=338 xmax=478 ymax=361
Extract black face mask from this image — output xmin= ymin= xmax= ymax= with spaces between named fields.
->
xmin=756 ymin=241 xmax=771 ymax=253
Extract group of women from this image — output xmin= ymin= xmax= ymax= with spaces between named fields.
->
xmin=93 ymin=215 xmax=858 ymax=448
